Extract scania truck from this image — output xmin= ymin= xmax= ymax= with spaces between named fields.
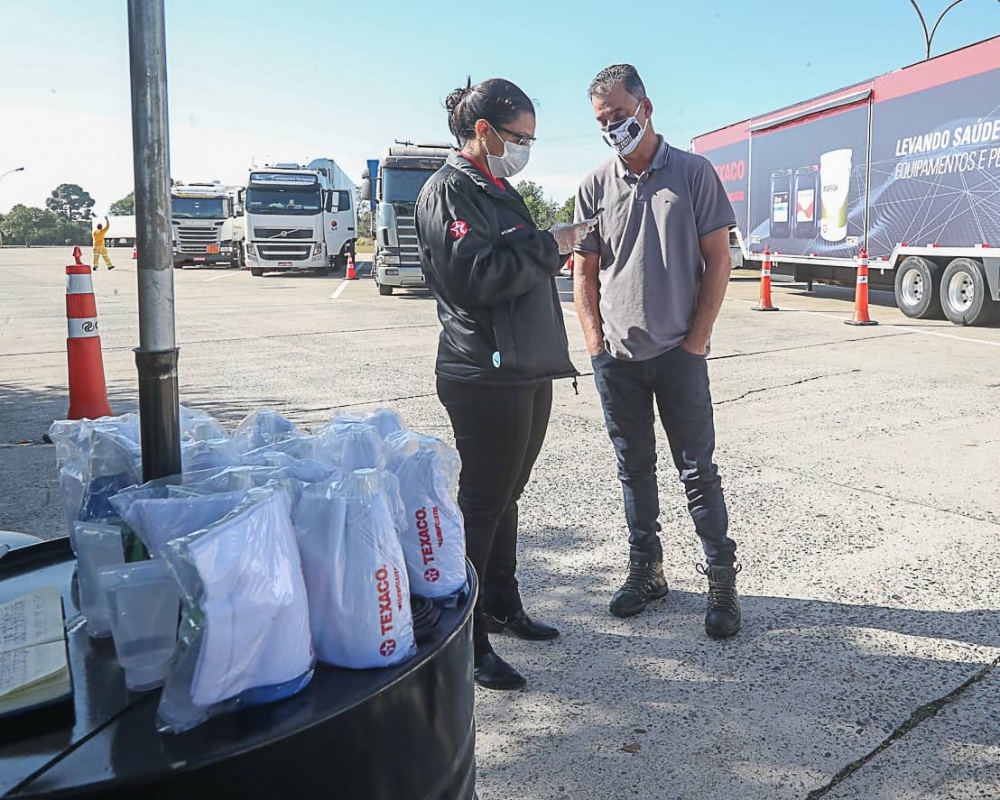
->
xmin=693 ymin=35 xmax=1000 ymax=325
xmin=244 ymin=159 xmax=356 ymax=278
xmin=362 ymin=144 xmax=450 ymax=295
xmin=171 ymin=183 xmax=244 ymax=268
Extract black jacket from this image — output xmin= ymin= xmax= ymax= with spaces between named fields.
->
xmin=415 ymin=152 xmax=577 ymax=386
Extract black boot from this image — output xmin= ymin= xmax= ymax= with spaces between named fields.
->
xmin=609 ymin=552 xmax=669 ymax=618
xmin=474 ymin=650 xmax=526 ymax=691
xmin=485 ymin=609 xmax=559 ymax=641
xmin=698 ymin=563 xmax=742 ymax=639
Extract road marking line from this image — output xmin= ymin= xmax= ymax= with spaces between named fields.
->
xmin=728 ymin=297 xmax=1000 ymax=348
xmin=202 ymin=271 xmax=242 ymax=282
xmin=331 ymin=280 xmax=350 ymax=300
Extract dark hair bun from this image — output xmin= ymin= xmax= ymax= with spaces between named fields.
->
xmin=444 ymin=77 xmax=534 ymax=147
xmin=445 ymin=78 xmax=472 ymax=115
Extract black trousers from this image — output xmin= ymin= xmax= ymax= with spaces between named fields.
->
xmin=437 ymin=376 xmax=553 ymax=657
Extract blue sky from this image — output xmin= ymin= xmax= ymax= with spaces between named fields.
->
xmin=1 ymin=0 xmax=998 ymax=213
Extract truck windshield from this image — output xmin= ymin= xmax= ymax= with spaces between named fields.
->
xmin=172 ymin=197 xmax=227 ymax=219
xmin=245 ymin=187 xmax=322 ymax=215
xmin=382 ymin=168 xmax=435 ymax=204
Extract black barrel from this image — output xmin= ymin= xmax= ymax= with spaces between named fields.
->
xmin=0 ymin=539 xmax=476 ymax=799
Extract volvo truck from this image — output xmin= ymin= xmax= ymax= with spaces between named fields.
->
xmin=692 ymin=35 xmax=1000 ymax=326
xmin=362 ymin=144 xmax=450 ymax=295
xmin=243 ymin=159 xmax=355 ymax=278
xmin=171 ymin=183 xmax=244 ymax=268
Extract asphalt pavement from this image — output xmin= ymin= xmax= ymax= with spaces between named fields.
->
xmin=1 ymin=246 xmax=999 ymax=799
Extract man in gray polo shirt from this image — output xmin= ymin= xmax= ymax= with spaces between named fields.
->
xmin=573 ymin=64 xmax=741 ymax=638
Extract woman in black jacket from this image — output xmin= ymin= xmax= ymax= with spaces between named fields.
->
xmin=415 ymin=78 xmax=594 ymax=690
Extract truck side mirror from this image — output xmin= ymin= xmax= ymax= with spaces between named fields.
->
xmin=324 ymin=191 xmax=334 ymax=213
xmin=360 ymin=178 xmax=372 ymax=202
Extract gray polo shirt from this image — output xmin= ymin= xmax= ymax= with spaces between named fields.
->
xmin=575 ymin=136 xmax=735 ymax=361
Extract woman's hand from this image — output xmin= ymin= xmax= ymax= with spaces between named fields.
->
xmin=548 ymin=219 xmax=597 ymax=255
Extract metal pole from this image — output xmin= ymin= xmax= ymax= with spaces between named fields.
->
xmin=127 ymin=0 xmax=182 ymax=483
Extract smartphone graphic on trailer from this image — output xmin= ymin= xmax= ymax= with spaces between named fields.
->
xmin=770 ymin=169 xmax=792 ymax=238
xmin=793 ymin=165 xmax=819 ymax=239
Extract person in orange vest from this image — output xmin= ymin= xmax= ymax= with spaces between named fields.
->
xmin=92 ymin=216 xmax=115 ymax=271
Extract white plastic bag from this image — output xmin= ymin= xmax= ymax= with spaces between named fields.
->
xmin=49 ymin=416 xmax=143 ymax=546
xmin=231 ymin=410 xmax=300 ymax=453
xmin=180 ymin=406 xmax=228 ymax=443
xmin=364 ymin=408 xmax=407 ymax=440
xmin=181 ymin=438 xmax=239 ymax=474
xmin=111 ymin=486 xmax=247 ymax=557
xmin=243 ymin=435 xmax=337 ymax=469
xmin=294 ymin=470 xmax=416 ymax=670
xmin=393 ymin=436 xmax=468 ymax=601
xmin=158 ymin=485 xmax=314 ymax=733
xmin=317 ymin=421 xmax=387 ymax=473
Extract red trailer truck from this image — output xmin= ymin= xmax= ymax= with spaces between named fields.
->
xmin=692 ymin=36 xmax=1000 ymax=325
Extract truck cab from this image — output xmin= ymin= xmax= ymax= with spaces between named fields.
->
xmin=243 ymin=162 xmax=355 ymax=277
xmin=362 ymin=144 xmax=450 ymax=296
xmin=171 ymin=183 xmax=243 ymax=268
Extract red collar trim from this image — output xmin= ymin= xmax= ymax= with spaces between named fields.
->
xmin=458 ymin=151 xmax=507 ymax=191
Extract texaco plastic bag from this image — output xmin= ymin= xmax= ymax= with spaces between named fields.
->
xmin=364 ymin=408 xmax=407 ymax=440
xmin=294 ymin=470 xmax=416 ymax=670
xmin=157 ymin=485 xmax=314 ymax=733
xmin=180 ymin=406 xmax=228 ymax=443
xmin=110 ymin=485 xmax=247 ymax=557
xmin=317 ymin=420 xmax=387 ymax=473
xmin=181 ymin=438 xmax=240 ymax=474
xmin=231 ymin=410 xmax=300 ymax=453
xmin=391 ymin=435 xmax=468 ymax=602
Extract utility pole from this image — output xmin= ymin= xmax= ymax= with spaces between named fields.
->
xmin=127 ymin=0 xmax=182 ymax=485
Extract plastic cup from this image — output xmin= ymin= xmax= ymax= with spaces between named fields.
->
xmin=100 ymin=559 xmax=180 ymax=691
xmin=74 ymin=521 xmax=125 ymax=638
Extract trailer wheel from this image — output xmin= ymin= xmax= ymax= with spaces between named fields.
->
xmin=940 ymin=258 xmax=1000 ymax=326
xmin=894 ymin=256 xmax=944 ymax=319
xmin=378 ymin=283 xmax=393 ymax=296
xmin=250 ymin=267 xmax=264 ymax=278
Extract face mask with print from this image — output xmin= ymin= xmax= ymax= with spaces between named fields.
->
xmin=484 ymin=124 xmax=531 ymax=178
xmin=601 ymin=100 xmax=648 ymax=156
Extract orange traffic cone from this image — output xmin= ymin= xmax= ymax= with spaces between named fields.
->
xmin=346 ymin=252 xmax=357 ymax=280
xmin=131 ymin=244 xmax=137 ymax=259
xmin=845 ymin=247 xmax=878 ymax=326
xmin=753 ymin=246 xmax=778 ymax=311
xmin=65 ymin=246 xmax=113 ymax=419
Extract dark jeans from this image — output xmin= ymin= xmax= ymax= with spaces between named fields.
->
xmin=437 ymin=377 xmax=553 ymax=656
xmin=592 ymin=346 xmax=736 ymax=567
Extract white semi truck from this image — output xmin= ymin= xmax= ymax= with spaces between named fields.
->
xmin=362 ymin=144 xmax=450 ymax=295
xmin=171 ymin=183 xmax=244 ymax=268
xmin=243 ymin=159 xmax=356 ymax=278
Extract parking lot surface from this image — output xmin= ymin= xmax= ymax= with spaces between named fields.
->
xmin=2 ymin=247 xmax=998 ymax=799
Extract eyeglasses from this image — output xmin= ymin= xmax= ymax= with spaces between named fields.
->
xmin=495 ymin=125 xmax=537 ymax=148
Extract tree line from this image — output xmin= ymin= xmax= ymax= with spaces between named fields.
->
xmin=3 ymin=178 xmax=571 ymax=247
xmin=354 ymin=180 xmax=574 ymax=241
xmin=0 ymin=185 xmax=134 ymax=247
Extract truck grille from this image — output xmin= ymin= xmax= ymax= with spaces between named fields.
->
xmin=177 ymin=225 xmax=221 ymax=254
xmin=394 ymin=204 xmax=420 ymax=267
xmin=253 ymin=227 xmax=313 ymax=240
xmin=257 ymin=244 xmax=312 ymax=261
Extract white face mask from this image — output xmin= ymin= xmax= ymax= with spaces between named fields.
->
xmin=601 ymin=100 xmax=648 ymax=156
xmin=484 ymin=124 xmax=531 ymax=179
